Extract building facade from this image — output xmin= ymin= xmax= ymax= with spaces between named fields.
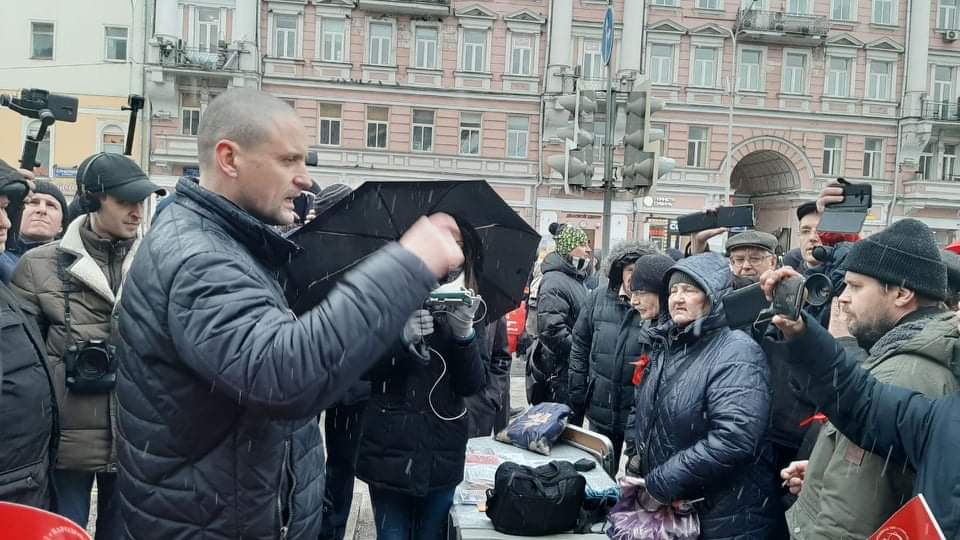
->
xmin=0 ymin=0 xmax=148 ymax=199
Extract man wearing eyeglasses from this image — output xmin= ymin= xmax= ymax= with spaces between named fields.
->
xmin=725 ymin=230 xmax=779 ymax=285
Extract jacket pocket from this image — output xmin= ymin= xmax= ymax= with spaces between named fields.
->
xmin=0 ymin=460 xmax=44 ymax=501
xmin=0 ymin=310 xmax=38 ymax=374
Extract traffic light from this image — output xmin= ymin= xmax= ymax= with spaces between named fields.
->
xmin=622 ymin=82 xmax=676 ymax=189
xmin=547 ymin=88 xmax=597 ymax=187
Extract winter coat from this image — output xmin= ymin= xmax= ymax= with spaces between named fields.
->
xmin=785 ymin=308 xmax=960 ymax=540
xmin=780 ymin=310 xmax=960 ymax=539
xmin=0 ymin=266 xmax=57 ymax=509
xmin=534 ymin=251 xmax=588 ymax=402
xmin=114 ymin=177 xmax=437 ymax=540
xmin=569 ymin=241 xmax=657 ymax=434
xmin=356 ymin=322 xmax=485 ymax=497
xmin=11 ymin=215 xmax=136 ymax=472
xmin=0 ymin=251 xmax=16 ymax=285
xmin=465 ymin=319 xmax=512 ymax=437
xmin=633 ymin=253 xmax=778 ymax=540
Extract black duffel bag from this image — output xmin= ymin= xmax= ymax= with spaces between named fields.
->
xmin=485 ymin=461 xmax=586 ymax=536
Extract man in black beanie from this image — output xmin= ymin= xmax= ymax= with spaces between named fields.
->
xmin=12 ymin=179 xmax=68 ymax=253
xmin=763 ymin=218 xmax=960 ymax=539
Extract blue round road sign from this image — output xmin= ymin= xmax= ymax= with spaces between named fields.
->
xmin=601 ymin=7 xmax=614 ymax=66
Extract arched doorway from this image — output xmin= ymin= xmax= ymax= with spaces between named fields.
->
xmin=730 ymin=150 xmax=801 ymax=250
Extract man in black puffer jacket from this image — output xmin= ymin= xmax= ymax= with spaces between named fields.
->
xmin=568 ymin=240 xmax=659 ymax=468
xmin=114 ymin=89 xmax=464 ymax=539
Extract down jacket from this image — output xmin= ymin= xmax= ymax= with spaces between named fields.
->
xmin=569 ymin=241 xmax=658 ymax=434
xmin=534 ymin=251 xmax=588 ymax=403
xmin=633 ymin=253 xmax=778 ymax=540
xmin=114 ymin=178 xmax=437 ymax=539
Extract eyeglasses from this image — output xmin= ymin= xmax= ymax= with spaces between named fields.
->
xmin=730 ymin=254 xmax=771 ymax=267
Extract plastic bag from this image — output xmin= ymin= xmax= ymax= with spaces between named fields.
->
xmin=606 ymin=477 xmax=700 ymax=540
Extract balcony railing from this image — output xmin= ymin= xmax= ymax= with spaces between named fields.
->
xmin=736 ymin=9 xmax=829 ymax=46
xmin=922 ymin=99 xmax=960 ymax=122
xmin=356 ymin=0 xmax=450 ymax=16
xmin=158 ymin=39 xmax=242 ymax=72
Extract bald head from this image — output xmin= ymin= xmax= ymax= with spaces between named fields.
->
xmin=197 ymin=88 xmax=297 ymax=170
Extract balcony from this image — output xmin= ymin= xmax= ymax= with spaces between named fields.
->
xmin=355 ymin=0 xmax=450 ymax=16
xmin=735 ymin=9 xmax=829 ymax=46
xmin=152 ymin=134 xmax=198 ymax=165
xmin=922 ymin=99 xmax=960 ymax=122
xmin=156 ymin=38 xmax=244 ymax=73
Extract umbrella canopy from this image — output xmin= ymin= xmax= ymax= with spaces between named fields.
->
xmin=284 ymin=180 xmax=540 ymax=322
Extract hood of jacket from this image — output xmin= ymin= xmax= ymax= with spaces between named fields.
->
xmin=541 ymin=250 xmax=585 ymax=281
xmin=602 ymin=240 xmax=659 ymax=293
xmin=661 ymin=252 xmax=734 ymax=337
xmin=868 ymin=310 xmax=959 ymax=372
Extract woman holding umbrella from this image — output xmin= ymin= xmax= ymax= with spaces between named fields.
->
xmin=355 ymin=224 xmax=487 ymax=540
xmin=631 ymin=253 xmax=778 ymax=539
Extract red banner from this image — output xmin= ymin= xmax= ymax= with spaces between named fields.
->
xmin=0 ymin=502 xmax=90 ymax=540
xmin=869 ymin=495 xmax=945 ymax=540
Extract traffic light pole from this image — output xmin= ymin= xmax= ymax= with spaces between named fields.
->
xmin=600 ymin=41 xmax=615 ymax=254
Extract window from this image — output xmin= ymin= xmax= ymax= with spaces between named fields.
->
xmin=27 ymin=122 xmax=51 ymax=176
xmin=181 ymin=94 xmax=201 ymax=136
xmin=318 ymin=103 xmax=341 ymax=146
xmin=873 ymin=0 xmax=894 ymax=24
xmin=593 ymin=120 xmax=606 ymax=162
xmin=743 ymin=0 xmax=769 ymax=8
xmin=943 ymin=145 xmax=957 ymax=180
xmin=366 ymin=106 xmax=388 ymax=149
xmin=101 ymin=126 xmax=125 ymax=154
xmin=651 ymin=0 xmax=679 ymax=6
xmin=919 ymin=143 xmax=934 ymax=180
xmin=787 ymin=0 xmax=812 ymax=13
xmin=697 ymin=0 xmax=722 ymax=9
xmin=459 ymin=113 xmax=482 ymax=155
xmin=782 ymin=52 xmax=807 ymax=94
xmin=582 ymin=39 xmax=603 ymax=81
xmin=691 ymin=46 xmax=718 ymax=87
xmin=320 ymin=18 xmax=345 ymax=62
xmin=940 ymin=0 xmax=958 ymax=28
xmin=412 ymin=109 xmax=434 ymax=153
xmin=462 ymin=29 xmax=487 ymax=72
xmin=863 ymin=138 xmax=883 ymax=177
xmin=197 ymin=7 xmax=220 ymax=52
xmin=510 ymin=34 xmax=534 ymax=76
xmin=831 ymin=0 xmax=856 ymax=20
xmin=825 ymin=56 xmax=852 ymax=97
xmin=274 ymin=14 xmax=298 ymax=58
xmin=105 ymin=27 xmax=128 ymax=61
xmin=738 ymin=49 xmax=762 ymax=91
xmin=823 ymin=136 xmax=843 ymax=175
xmin=369 ymin=22 xmax=392 ymax=66
xmin=414 ymin=26 xmax=438 ymax=69
xmin=507 ymin=117 xmax=529 ymax=159
xmin=687 ymin=127 xmax=708 ymax=168
xmin=933 ymin=66 xmax=954 ymax=119
xmin=867 ymin=60 xmax=893 ymax=100
xmin=31 ymin=22 xmax=54 ymax=59
xmin=650 ymin=44 xmax=675 ymax=85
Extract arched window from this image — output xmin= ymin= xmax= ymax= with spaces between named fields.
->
xmin=27 ymin=121 xmax=52 ymax=177
xmin=101 ymin=124 xmax=125 ymax=154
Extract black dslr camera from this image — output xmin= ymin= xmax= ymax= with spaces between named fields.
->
xmin=64 ymin=339 xmax=118 ymax=394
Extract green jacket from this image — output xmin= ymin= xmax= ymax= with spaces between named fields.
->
xmin=786 ymin=309 xmax=960 ymax=539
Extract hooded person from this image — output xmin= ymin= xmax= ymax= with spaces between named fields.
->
xmin=0 ymin=159 xmax=58 ymax=510
xmin=631 ymin=253 xmax=779 ymax=539
xmin=530 ymin=223 xmax=591 ymax=405
xmin=568 ymin=240 xmax=660 ymax=469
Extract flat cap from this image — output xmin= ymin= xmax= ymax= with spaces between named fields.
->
xmin=725 ymin=229 xmax=778 ymax=255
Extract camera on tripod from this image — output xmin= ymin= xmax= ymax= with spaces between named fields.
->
xmin=63 ymin=339 xmax=118 ymax=394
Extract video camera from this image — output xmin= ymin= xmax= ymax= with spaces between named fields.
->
xmin=723 ymin=275 xmax=833 ymax=333
xmin=1 ymin=88 xmax=79 ymax=170
xmin=425 ymin=289 xmax=479 ymax=312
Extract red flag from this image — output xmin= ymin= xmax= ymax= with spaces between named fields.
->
xmin=631 ymin=355 xmax=650 ymax=386
xmin=0 ymin=502 xmax=91 ymax=540
xmin=868 ymin=494 xmax=945 ymax=540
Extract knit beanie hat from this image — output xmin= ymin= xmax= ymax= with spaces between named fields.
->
xmin=553 ymin=224 xmax=589 ymax=257
xmin=630 ymin=254 xmax=675 ymax=295
xmin=842 ymin=219 xmax=947 ymax=301
xmin=667 ymin=270 xmax=700 ymax=292
xmin=31 ymin=180 xmax=68 ymax=230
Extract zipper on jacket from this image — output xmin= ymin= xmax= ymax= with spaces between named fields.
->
xmin=278 ymin=438 xmax=297 ymax=540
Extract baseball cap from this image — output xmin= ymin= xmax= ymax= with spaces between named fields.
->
xmin=77 ymin=153 xmax=166 ymax=202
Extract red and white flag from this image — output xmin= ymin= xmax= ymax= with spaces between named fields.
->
xmin=869 ymin=494 xmax=945 ymax=540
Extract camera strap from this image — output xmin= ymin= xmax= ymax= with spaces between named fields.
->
xmin=55 ymin=250 xmax=77 ymax=346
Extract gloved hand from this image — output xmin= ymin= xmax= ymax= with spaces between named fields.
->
xmin=402 ymin=309 xmax=435 ymax=345
xmin=447 ymin=298 xmax=480 ymax=339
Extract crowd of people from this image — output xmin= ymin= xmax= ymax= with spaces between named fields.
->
xmin=2 ymin=85 xmax=960 ymax=540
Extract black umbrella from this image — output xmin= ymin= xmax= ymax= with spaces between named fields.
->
xmin=284 ymin=180 xmax=540 ymax=322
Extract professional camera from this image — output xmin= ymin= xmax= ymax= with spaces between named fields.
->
xmin=63 ymin=339 xmax=117 ymax=394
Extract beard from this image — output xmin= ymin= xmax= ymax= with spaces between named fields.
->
xmin=849 ymin=312 xmax=897 ymax=352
